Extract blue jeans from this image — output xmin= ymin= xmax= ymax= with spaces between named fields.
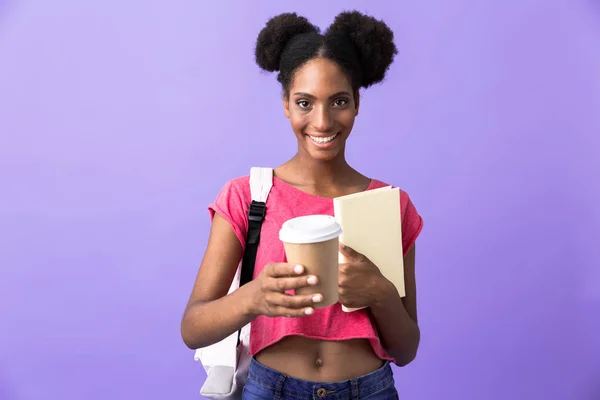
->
xmin=242 ymin=357 xmax=399 ymax=400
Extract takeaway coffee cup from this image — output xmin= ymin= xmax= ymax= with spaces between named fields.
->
xmin=279 ymin=215 xmax=343 ymax=308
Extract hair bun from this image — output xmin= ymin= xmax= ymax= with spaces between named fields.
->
xmin=326 ymin=11 xmax=398 ymax=87
xmin=255 ymin=13 xmax=320 ymax=72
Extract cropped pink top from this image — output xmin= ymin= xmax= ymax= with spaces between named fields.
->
xmin=208 ymin=175 xmax=423 ymax=362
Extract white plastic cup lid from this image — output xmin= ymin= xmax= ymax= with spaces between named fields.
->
xmin=279 ymin=215 xmax=343 ymax=244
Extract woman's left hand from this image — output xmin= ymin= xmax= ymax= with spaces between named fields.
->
xmin=338 ymin=243 xmax=389 ymax=309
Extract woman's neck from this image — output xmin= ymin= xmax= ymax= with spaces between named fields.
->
xmin=278 ymin=151 xmax=361 ymax=187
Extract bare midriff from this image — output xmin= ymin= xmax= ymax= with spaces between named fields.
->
xmin=254 ymin=336 xmax=385 ymax=382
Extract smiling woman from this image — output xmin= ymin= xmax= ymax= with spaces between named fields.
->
xmin=181 ymin=10 xmax=424 ymax=400
xmin=256 ymin=11 xmax=397 ymax=166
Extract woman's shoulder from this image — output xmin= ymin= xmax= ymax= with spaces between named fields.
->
xmin=368 ymin=177 xmax=424 ymax=252
xmin=211 ymin=174 xmax=253 ymax=207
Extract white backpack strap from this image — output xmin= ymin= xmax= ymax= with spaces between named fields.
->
xmin=249 ymin=167 xmax=273 ymax=203
xmin=238 ymin=167 xmax=273 ymax=343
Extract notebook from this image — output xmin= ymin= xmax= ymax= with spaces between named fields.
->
xmin=333 ymin=186 xmax=404 ymax=312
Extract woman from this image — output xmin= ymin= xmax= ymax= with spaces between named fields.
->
xmin=181 ymin=10 xmax=424 ymax=400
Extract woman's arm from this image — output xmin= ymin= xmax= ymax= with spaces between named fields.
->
xmin=369 ymin=245 xmax=420 ymax=366
xmin=180 ymin=214 xmax=320 ymax=349
xmin=180 ymin=214 xmax=256 ymax=349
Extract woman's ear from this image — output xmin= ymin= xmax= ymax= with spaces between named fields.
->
xmin=283 ymin=97 xmax=290 ymax=118
xmin=354 ymin=90 xmax=360 ymax=116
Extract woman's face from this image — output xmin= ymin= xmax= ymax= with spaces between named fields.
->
xmin=284 ymin=57 xmax=359 ymax=162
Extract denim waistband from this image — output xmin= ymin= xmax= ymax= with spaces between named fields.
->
xmin=246 ymin=357 xmax=395 ymax=400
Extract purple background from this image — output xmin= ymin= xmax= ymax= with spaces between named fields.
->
xmin=1 ymin=1 xmax=599 ymax=399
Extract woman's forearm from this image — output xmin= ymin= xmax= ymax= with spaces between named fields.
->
xmin=370 ymin=278 xmax=420 ymax=366
xmin=181 ymin=282 xmax=257 ymax=350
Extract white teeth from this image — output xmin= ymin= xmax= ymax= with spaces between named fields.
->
xmin=309 ymin=133 xmax=338 ymax=144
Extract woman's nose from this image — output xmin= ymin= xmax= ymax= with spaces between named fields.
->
xmin=311 ymin=106 xmax=334 ymax=132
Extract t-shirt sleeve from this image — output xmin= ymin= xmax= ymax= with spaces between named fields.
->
xmin=400 ymin=190 xmax=424 ymax=256
xmin=208 ymin=178 xmax=249 ymax=252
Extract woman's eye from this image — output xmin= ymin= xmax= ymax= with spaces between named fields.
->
xmin=297 ymin=101 xmax=310 ymax=108
xmin=334 ymin=99 xmax=348 ymax=106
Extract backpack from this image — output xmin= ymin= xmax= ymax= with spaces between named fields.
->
xmin=194 ymin=167 xmax=273 ymax=399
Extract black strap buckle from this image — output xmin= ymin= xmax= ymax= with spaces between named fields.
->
xmin=248 ymin=201 xmax=266 ymax=222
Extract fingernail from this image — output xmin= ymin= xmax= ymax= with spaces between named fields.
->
xmin=312 ymin=294 xmax=323 ymax=303
xmin=307 ymin=275 xmax=318 ymax=285
xmin=305 ymin=308 xmax=314 ymax=315
xmin=340 ymin=243 xmax=346 ymax=248
xmin=294 ymin=265 xmax=304 ymax=274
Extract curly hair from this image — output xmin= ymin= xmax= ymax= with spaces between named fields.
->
xmin=254 ymin=10 xmax=398 ymax=97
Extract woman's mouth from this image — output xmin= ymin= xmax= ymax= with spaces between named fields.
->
xmin=308 ymin=133 xmax=338 ymax=145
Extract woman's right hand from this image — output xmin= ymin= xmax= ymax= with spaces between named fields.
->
xmin=246 ymin=263 xmax=322 ymax=318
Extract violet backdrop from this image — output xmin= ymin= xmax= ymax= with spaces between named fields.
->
xmin=1 ymin=0 xmax=599 ymax=399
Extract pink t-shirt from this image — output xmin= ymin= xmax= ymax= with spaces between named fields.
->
xmin=208 ymin=175 xmax=423 ymax=362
